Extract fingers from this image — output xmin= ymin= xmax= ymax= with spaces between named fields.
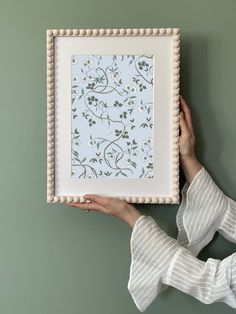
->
xmin=67 ymin=194 xmax=110 ymax=212
xmin=67 ymin=201 xmax=104 ymax=211
xmin=179 ymin=111 xmax=191 ymax=137
xmin=179 ymin=95 xmax=194 ymax=136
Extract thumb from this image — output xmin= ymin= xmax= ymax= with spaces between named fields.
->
xmin=84 ymin=194 xmax=108 ymax=207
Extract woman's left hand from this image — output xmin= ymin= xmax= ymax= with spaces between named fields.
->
xmin=68 ymin=194 xmax=142 ymax=228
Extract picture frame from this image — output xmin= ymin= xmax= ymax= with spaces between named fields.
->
xmin=47 ymin=27 xmax=180 ymax=204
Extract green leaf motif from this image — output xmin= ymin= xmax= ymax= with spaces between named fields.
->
xmin=89 ymin=158 xmax=97 ymax=163
xmin=140 ymin=123 xmax=148 ymax=128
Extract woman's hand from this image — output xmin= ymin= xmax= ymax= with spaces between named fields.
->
xmin=68 ymin=195 xmax=142 ymax=228
xmin=179 ymin=95 xmax=202 ymax=183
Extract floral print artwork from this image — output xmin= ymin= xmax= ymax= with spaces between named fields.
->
xmin=71 ymin=54 xmax=154 ymax=179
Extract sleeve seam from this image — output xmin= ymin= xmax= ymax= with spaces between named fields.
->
xmin=185 ymin=165 xmax=205 ymax=199
xmin=128 ymin=214 xmax=147 ymax=291
xmin=176 ymin=166 xmax=205 ymax=246
xmin=130 ymin=214 xmax=147 ymax=246
xmin=165 ymin=246 xmax=183 ymax=284
xmin=218 ymin=196 xmax=233 ymax=232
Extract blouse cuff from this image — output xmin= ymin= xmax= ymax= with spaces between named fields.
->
xmin=127 ymin=215 xmax=181 ymax=312
xmin=176 ymin=166 xmax=229 ymax=256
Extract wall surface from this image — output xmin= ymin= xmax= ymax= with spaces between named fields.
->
xmin=0 ymin=0 xmax=236 ymax=313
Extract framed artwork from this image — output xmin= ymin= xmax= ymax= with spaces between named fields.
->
xmin=47 ymin=28 xmax=180 ymax=204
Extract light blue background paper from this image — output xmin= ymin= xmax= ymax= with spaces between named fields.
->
xmin=71 ymin=54 xmax=154 ymax=179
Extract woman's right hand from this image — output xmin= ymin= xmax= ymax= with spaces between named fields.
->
xmin=179 ymin=96 xmax=203 ymax=184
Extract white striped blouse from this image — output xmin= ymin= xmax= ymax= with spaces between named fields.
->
xmin=127 ymin=166 xmax=236 ymax=312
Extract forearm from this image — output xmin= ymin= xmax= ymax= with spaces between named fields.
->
xmin=117 ymin=204 xmax=142 ymax=228
xmin=180 ymin=156 xmax=203 ymax=184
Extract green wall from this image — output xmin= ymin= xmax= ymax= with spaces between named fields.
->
xmin=0 ymin=0 xmax=235 ymax=313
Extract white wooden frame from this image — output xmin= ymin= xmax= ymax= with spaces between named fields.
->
xmin=47 ymin=28 xmax=180 ymax=204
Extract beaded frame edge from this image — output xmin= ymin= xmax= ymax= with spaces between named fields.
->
xmin=46 ymin=27 xmax=180 ymax=204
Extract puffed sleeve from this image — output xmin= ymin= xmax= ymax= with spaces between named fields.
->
xmin=176 ymin=166 xmax=234 ymax=256
xmin=127 ymin=215 xmax=182 ymax=312
xmin=127 ymin=215 xmax=236 ymax=312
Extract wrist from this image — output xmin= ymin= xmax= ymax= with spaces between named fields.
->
xmin=181 ymin=155 xmax=201 ymax=168
xmin=117 ymin=204 xmax=142 ymax=228
xmin=180 ymin=156 xmax=202 ymax=184
xmin=180 ymin=152 xmax=196 ymax=163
